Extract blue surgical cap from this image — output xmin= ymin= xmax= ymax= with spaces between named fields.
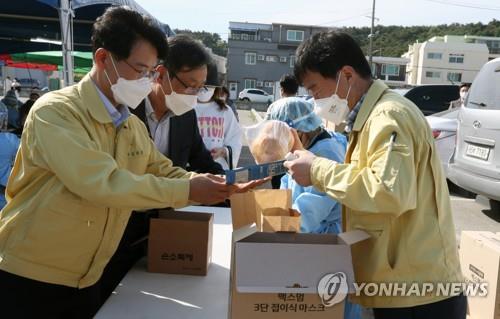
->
xmin=267 ymin=97 xmax=322 ymax=132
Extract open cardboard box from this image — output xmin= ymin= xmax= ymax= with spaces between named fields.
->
xmin=228 ymin=193 xmax=370 ymax=319
xmin=147 ymin=209 xmax=213 ymax=276
xmin=230 ymin=189 xmax=299 ymax=232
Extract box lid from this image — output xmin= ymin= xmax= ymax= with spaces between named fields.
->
xmin=234 ymin=232 xmax=356 ymax=294
xmin=338 ymin=230 xmax=371 ymax=246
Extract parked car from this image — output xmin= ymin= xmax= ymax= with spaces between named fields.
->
xmin=404 ymin=85 xmax=459 ymax=116
xmin=239 ymin=89 xmax=274 ymax=104
xmin=426 ymin=108 xmax=459 ymax=176
xmin=18 ymin=78 xmax=40 ymax=91
xmin=448 ymin=57 xmax=500 ymax=202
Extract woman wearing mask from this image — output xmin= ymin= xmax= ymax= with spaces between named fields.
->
xmin=449 ymin=83 xmax=470 ymax=109
xmin=195 ymin=63 xmax=242 ymax=170
xmin=267 ymin=97 xmax=361 ymax=319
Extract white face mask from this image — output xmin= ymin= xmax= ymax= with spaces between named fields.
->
xmin=197 ymin=87 xmax=216 ymax=103
xmin=104 ymin=55 xmax=152 ymax=109
xmin=313 ymin=73 xmax=351 ymax=125
xmin=162 ymin=72 xmax=198 ymax=116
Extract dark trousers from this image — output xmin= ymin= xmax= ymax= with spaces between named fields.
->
xmin=373 ymin=294 xmax=467 ymax=319
xmin=98 ymin=210 xmax=156 ymax=305
xmin=0 ymin=211 xmax=155 ymax=319
xmin=0 ymin=269 xmax=100 ymax=319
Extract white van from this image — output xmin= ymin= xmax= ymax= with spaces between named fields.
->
xmin=448 ymin=58 xmax=500 ymax=202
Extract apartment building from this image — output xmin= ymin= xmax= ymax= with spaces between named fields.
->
xmin=403 ymin=35 xmax=491 ymax=85
xmin=226 ymin=21 xmax=330 ymax=100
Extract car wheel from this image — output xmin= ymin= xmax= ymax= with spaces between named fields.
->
xmin=242 ymin=98 xmax=250 ymax=102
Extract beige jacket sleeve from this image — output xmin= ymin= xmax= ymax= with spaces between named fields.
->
xmin=28 ymin=104 xmax=193 ymax=210
xmin=311 ymin=108 xmax=418 ymax=216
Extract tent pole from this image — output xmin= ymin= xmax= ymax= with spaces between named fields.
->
xmin=59 ymin=0 xmax=74 ymax=87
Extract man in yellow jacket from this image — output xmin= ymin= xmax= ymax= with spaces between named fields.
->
xmin=285 ymin=31 xmax=465 ymax=318
xmin=0 ymin=7 xmax=256 ymax=318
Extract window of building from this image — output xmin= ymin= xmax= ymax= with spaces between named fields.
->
xmin=265 ymin=55 xmax=278 ymax=62
xmin=449 ymin=54 xmax=464 ymax=64
xmin=381 ymin=64 xmax=400 ymax=76
xmin=256 ymin=81 xmax=264 ymax=87
xmin=264 ymin=81 xmax=275 ymax=88
xmin=280 ymin=56 xmax=287 ymax=63
xmin=257 ymin=54 xmax=265 ymax=61
xmin=447 ymin=72 xmax=462 ymax=82
xmin=289 ymin=56 xmax=296 ymax=68
xmin=245 ymin=52 xmax=256 ymax=65
xmin=244 ymin=79 xmax=256 ymax=89
xmin=427 ymin=52 xmax=442 ymax=60
xmin=425 ymin=71 xmax=441 ymax=79
xmin=287 ymin=30 xmax=304 ymax=42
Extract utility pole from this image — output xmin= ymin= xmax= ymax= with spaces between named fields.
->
xmin=368 ymin=0 xmax=376 ymax=76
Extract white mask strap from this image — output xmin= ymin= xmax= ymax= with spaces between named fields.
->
xmin=334 ymin=71 xmax=341 ymax=95
xmin=109 ymin=55 xmax=121 ymax=78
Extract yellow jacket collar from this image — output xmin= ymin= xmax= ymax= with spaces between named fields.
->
xmin=352 ymin=79 xmax=389 ymax=132
xmin=77 ymin=74 xmax=114 ymax=124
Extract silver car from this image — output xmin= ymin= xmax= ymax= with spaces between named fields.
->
xmin=448 ymin=58 xmax=500 ymax=201
xmin=426 ymin=108 xmax=459 ymax=177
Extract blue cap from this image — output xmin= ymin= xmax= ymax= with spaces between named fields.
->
xmin=267 ymin=97 xmax=322 ymax=132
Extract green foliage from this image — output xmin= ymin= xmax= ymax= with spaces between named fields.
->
xmin=173 ymin=28 xmax=228 ymax=57
xmin=339 ymin=19 xmax=500 ymax=57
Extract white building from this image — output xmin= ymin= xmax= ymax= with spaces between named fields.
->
xmin=403 ymin=35 xmax=490 ymax=86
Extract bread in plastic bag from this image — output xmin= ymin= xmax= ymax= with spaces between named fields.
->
xmin=244 ymin=120 xmax=294 ymax=164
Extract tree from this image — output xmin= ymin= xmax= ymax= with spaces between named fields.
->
xmin=339 ymin=20 xmax=500 ymax=57
xmin=173 ymin=29 xmax=228 ymax=57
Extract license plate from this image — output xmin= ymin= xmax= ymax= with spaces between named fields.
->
xmin=466 ymin=144 xmax=490 ymax=160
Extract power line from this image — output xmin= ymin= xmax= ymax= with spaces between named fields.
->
xmin=423 ymin=0 xmax=500 ymax=11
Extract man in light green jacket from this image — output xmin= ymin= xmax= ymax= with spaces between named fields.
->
xmin=285 ymin=31 xmax=465 ymax=318
xmin=0 ymin=7 xmax=256 ymax=319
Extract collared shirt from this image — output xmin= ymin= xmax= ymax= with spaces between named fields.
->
xmin=344 ymin=94 xmax=366 ymax=134
xmin=145 ymin=97 xmax=173 ymax=156
xmin=94 ymin=84 xmax=130 ymax=127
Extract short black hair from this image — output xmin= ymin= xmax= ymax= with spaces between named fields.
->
xmin=205 ymin=61 xmax=220 ymax=86
xmin=91 ymin=6 xmax=168 ymax=61
xmin=164 ymin=34 xmax=212 ymax=75
xmin=279 ymin=74 xmax=299 ymax=95
xmin=294 ymin=31 xmax=372 ymax=84
xmin=460 ymin=83 xmax=471 ymax=89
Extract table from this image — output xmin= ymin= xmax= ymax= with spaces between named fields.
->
xmin=95 ymin=206 xmax=233 ymax=319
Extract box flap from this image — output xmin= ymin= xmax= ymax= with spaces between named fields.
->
xmin=232 ymin=223 xmax=258 ymax=244
xmin=235 ymin=233 xmax=356 ymax=294
xmin=230 ymin=192 xmax=258 ymax=231
xmin=338 ymin=230 xmax=371 ymax=246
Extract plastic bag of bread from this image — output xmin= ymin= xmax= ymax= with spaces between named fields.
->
xmin=244 ymin=120 xmax=294 ymax=164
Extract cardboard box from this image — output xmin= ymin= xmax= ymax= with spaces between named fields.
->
xmin=460 ymin=231 xmax=500 ymax=319
xmin=147 ymin=209 xmax=213 ymax=276
xmin=230 ymin=189 xmax=295 ymax=231
xmin=228 ymin=225 xmax=369 ymax=319
xmin=261 ymin=208 xmax=300 ymax=233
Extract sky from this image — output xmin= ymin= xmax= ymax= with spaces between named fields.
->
xmin=136 ymin=0 xmax=500 ymax=39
